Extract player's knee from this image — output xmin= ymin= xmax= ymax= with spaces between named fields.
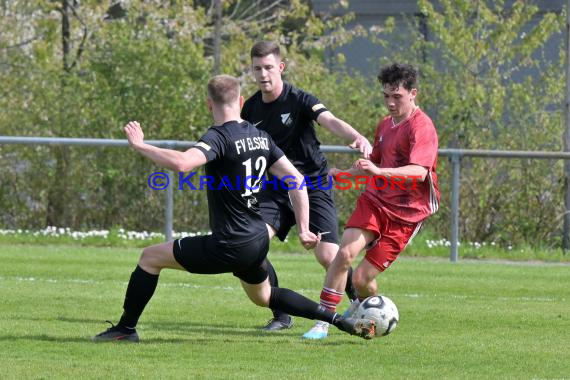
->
xmin=253 ymin=296 xmax=269 ymax=308
xmin=242 ymin=282 xmax=271 ymax=307
xmin=315 ymin=241 xmax=339 ymax=268
xmin=248 ymin=291 xmax=270 ymax=307
xmin=139 ymin=247 xmax=162 ymax=271
xmin=259 ymin=286 xmax=272 ymax=307
xmin=335 ymin=247 xmax=354 ymax=268
xmin=315 ymin=251 xmax=334 ymax=268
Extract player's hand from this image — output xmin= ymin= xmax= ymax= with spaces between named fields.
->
xmin=354 ymin=159 xmax=380 ymax=176
xmin=124 ymin=121 xmax=145 ymax=149
xmin=328 ymin=167 xmax=342 ymax=178
xmin=298 ymin=230 xmax=319 ymax=250
xmin=348 ymin=135 xmax=372 ymax=159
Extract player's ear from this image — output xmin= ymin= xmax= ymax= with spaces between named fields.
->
xmin=410 ymin=88 xmax=418 ymax=101
xmin=279 ymin=61 xmax=285 ymax=73
xmin=206 ymin=97 xmax=213 ymax=112
xmin=239 ymin=95 xmax=245 ymax=109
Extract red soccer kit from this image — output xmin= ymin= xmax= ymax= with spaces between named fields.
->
xmin=346 ymin=107 xmax=440 ymax=271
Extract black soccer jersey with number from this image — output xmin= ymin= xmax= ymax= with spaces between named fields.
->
xmin=193 ymin=120 xmax=284 ymax=247
xmin=241 ymin=82 xmax=329 ymax=177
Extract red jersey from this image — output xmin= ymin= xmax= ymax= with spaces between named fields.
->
xmin=362 ymin=108 xmax=440 ymax=224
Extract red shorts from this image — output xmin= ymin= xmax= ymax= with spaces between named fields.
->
xmin=346 ymin=195 xmax=421 ymax=271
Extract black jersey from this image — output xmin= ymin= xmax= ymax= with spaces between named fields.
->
xmin=193 ymin=120 xmax=284 ymax=247
xmin=241 ymin=82 xmax=329 ymax=177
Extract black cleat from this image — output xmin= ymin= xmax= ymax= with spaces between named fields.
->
xmin=92 ymin=321 xmax=140 ymax=343
xmin=335 ymin=317 xmax=376 ymax=340
xmin=262 ymin=316 xmax=294 ymax=331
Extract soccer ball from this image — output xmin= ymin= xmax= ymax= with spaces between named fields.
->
xmin=355 ymin=295 xmax=399 ymax=337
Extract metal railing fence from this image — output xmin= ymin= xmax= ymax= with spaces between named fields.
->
xmin=2 ymin=136 xmax=570 ymax=261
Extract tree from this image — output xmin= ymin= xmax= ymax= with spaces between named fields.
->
xmin=373 ymin=0 xmax=565 ymax=246
xmin=0 ymin=0 xmax=375 ymax=232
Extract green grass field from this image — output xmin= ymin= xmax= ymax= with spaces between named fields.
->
xmin=0 ymin=244 xmax=568 ymax=379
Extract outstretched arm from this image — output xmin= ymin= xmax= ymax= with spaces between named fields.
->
xmin=355 ymin=159 xmax=428 ymax=183
xmin=124 ymin=121 xmax=207 ymax=172
xmin=268 ymin=156 xmax=319 ymax=249
xmin=329 ymin=160 xmax=427 ymax=185
xmin=316 ymin=111 xmax=372 ymax=158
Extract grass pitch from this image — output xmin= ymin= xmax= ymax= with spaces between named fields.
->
xmin=0 ymin=244 xmax=568 ymax=379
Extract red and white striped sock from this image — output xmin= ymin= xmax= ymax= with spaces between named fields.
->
xmin=320 ymin=287 xmax=343 ymax=312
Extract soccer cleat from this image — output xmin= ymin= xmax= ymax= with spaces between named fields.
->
xmin=335 ymin=317 xmax=376 ymax=340
xmin=92 ymin=321 xmax=139 ymax=343
xmin=262 ymin=316 xmax=293 ymax=331
xmin=302 ymin=321 xmax=329 ymax=340
xmin=342 ymin=299 xmax=361 ymax=318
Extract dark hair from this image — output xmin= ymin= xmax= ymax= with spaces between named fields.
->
xmin=207 ymin=75 xmax=240 ymax=105
xmin=250 ymin=41 xmax=281 ymax=59
xmin=377 ymin=63 xmax=417 ymax=90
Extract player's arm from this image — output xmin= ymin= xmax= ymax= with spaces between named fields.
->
xmin=124 ymin=121 xmax=207 ymax=172
xmin=316 ymin=111 xmax=372 ymax=158
xmin=359 ymin=117 xmax=436 ymax=183
xmin=268 ymin=156 xmax=318 ymax=249
xmin=355 ymin=159 xmax=428 ymax=183
xmin=328 ymin=155 xmax=377 ymax=180
xmin=329 ymin=165 xmax=366 ymax=178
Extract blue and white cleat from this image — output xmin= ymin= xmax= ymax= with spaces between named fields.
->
xmin=302 ymin=321 xmax=329 ymax=340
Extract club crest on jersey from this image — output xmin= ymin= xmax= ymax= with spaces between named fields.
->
xmin=281 ymin=113 xmax=292 ymax=127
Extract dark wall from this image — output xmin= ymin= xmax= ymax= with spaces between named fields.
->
xmin=311 ymin=0 xmax=565 ymax=78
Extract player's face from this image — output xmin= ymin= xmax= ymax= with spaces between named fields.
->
xmin=252 ymin=54 xmax=285 ymax=94
xmin=382 ymin=84 xmax=417 ymax=121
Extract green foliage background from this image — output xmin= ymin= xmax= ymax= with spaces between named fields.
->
xmin=370 ymin=0 xmax=565 ymax=247
xmin=0 ymin=0 xmax=566 ymax=248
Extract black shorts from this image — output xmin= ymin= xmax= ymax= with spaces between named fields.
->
xmin=172 ymin=233 xmax=270 ymax=284
xmin=258 ymin=185 xmax=339 ymax=244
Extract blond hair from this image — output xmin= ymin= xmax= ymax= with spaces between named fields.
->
xmin=207 ymin=75 xmax=240 ymax=105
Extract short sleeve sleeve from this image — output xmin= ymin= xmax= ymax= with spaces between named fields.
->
xmin=409 ymin=119 xmax=438 ymax=168
xmin=299 ymin=91 xmax=328 ymax=121
xmin=193 ymin=128 xmax=227 ymax=162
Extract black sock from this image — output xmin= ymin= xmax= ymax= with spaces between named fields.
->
xmin=345 ymin=266 xmax=358 ymax=302
xmin=269 ymin=287 xmax=340 ymax=325
xmin=266 ymin=260 xmax=290 ymax=322
xmin=118 ymin=265 xmax=159 ymax=329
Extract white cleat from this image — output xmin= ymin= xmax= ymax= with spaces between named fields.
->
xmin=302 ymin=320 xmax=329 ymax=340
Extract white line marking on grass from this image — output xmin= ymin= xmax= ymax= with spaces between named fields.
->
xmin=0 ymin=276 xmax=565 ymax=303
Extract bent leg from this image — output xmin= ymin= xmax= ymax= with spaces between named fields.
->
xmin=314 ymin=241 xmax=358 ymax=302
xmin=240 ymin=280 xmax=375 ymax=339
xmin=240 ymin=278 xmax=337 ymax=323
xmin=324 ymin=228 xmax=375 ymax=294
xmin=139 ymin=241 xmax=185 ymax=275
xmin=119 ymin=241 xmax=183 ymax=328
